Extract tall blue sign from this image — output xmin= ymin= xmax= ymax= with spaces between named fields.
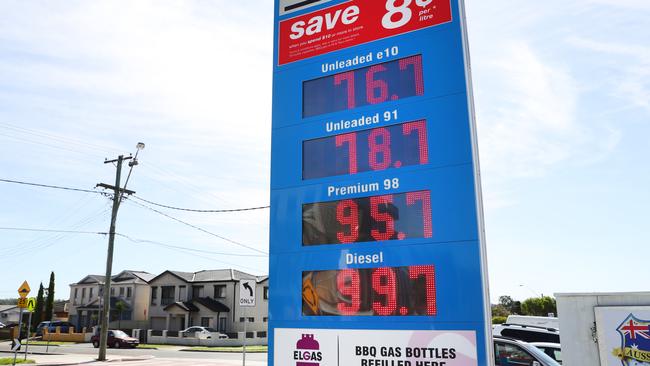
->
xmin=270 ymin=1 xmax=492 ymax=365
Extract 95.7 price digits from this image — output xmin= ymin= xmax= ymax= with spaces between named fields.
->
xmin=302 ymin=190 xmax=433 ymax=246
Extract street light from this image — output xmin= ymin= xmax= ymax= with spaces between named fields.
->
xmin=519 ymin=284 xmax=542 ymax=298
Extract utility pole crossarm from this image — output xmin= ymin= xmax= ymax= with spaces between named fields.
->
xmin=95 ymin=183 xmax=135 ymax=195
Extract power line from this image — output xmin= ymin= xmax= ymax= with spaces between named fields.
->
xmin=116 ymin=233 xmax=267 ymax=257
xmin=127 ymin=199 xmax=269 ymax=255
xmin=131 ymin=195 xmax=269 ymax=213
xmin=0 ymin=178 xmax=270 ymax=213
xmin=0 ymin=227 xmax=108 ymax=235
xmin=0 ymin=178 xmax=102 ymax=194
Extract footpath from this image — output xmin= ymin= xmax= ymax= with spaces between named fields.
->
xmin=1 ymin=351 xmax=153 ymax=365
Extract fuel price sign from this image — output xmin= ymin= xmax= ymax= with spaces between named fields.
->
xmin=270 ymin=1 xmax=491 ymax=365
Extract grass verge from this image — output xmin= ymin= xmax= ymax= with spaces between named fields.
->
xmin=0 ymin=358 xmax=36 ymax=365
xmin=136 ymin=344 xmax=175 ymax=349
xmin=182 ymin=345 xmax=267 ymax=353
xmin=22 ymin=341 xmax=76 ymax=346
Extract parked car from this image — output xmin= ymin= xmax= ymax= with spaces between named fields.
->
xmin=0 ymin=321 xmax=5 ymax=328
xmin=91 ymin=330 xmax=139 ymax=348
xmin=35 ymin=321 xmax=75 ymax=336
xmin=180 ymin=326 xmax=228 ymax=339
xmin=531 ymin=342 xmax=562 ymax=364
xmin=493 ymin=323 xmax=560 ymax=344
xmin=494 ymin=336 xmax=561 ymax=366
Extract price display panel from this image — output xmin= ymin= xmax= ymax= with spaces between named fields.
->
xmin=270 ymin=1 xmax=491 ymax=365
xmin=302 ymin=265 xmax=437 ymax=316
xmin=302 ymin=190 xmax=433 ymax=245
xmin=303 ymin=55 xmax=424 ymax=118
xmin=303 ymin=120 xmax=429 ymax=180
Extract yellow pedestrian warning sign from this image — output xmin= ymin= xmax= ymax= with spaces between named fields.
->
xmin=18 ymin=281 xmax=30 ymax=298
xmin=26 ymin=297 xmax=36 ymax=312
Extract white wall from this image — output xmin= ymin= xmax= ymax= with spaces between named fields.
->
xmin=556 ymin=292 xmax=650 ymax=366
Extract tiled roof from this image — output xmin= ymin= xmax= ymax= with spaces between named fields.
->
xmin=0 ymin=305 xmax=17 ymax=312
xmin=193 ymin=297 xmax=230 ymax=312
xmin=164 ymin=301 xmax=199 ymax=312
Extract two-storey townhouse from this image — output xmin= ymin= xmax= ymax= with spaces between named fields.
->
xmin=148 ymin=269 xmax=269 ymax=335
xmin=68 ymin=270 xmax=154 ymax=330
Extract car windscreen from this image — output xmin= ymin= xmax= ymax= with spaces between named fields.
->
xmin=524 ymin=343 xmax=561 ymax=365
xmin=204 ymin=328 xmax=218 ymax=332
xmin=501 ymin=328 xmax=560 ymax=343
xmin=112 ymin=330 xmax=128 ymax=338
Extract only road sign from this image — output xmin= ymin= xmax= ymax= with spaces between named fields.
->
xmin=17 ymin=297 xmax=27 ymax=308
xmin=26 ymin=297 xmax=36 ymax=312
xmin=239 ymin=280 xmax=256 ymax=307
xmin=18 ymin=281 xmax=30 ymax=298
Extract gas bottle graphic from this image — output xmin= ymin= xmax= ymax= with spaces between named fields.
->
xmin=296 ymin=334 xmax=320 ymax=366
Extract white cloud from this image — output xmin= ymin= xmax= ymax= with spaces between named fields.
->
xmin=567 ymin=37 xmax=650 ymax=113
xmin=475 ymin=41 xmax=580 ymax=178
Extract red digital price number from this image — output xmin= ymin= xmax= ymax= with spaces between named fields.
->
xmin=303 ymin=190 xmax=433 ymax=246
xmin=303 ymin=120 xmax=429 ymax=180
xmin=303 ymin=56 xmax=424 ymax=117
xmin=303 ymin=265 xmax=437 ymax=316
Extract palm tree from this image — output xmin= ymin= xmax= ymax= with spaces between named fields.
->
xmin=114 ymin=301 xmax=127 ymax=330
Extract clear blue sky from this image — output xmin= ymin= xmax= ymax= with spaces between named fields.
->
xmin=0 ymin=0 xmax=648 ymax=303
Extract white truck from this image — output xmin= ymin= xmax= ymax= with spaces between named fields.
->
xmin=556 ymin=291 xmax=650 ymax=366
xmin=506 ymin=315 xmax=560 ymax=330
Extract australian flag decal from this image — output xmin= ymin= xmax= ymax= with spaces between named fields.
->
xmin=614 ymin=314 xmax=650 ymax=365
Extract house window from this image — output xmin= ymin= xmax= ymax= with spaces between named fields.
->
xmin=201 ymin=317 xmax=210 ymax=327
xmin=127 ymin=287 xmax=132 ymax=298
xmin=192 ymin=286 xmax=204 ymax=299
xmin=263 ymin=317 xmax=268 ymax=322
xmin=248 ymin=317 xmax=254 ymax=323
xmin=264 ymin=286 xmax=269 ymax=300
xmin=151 ymin=287 xmax=158 ymax=305
xmin=89 ymin=288 xmax=94 ymax=299
xmin=119 ymin=287 xmax=125 ymax=296
xmin=179 ymin=286 xmax=187 ymax=301
xmin=110 ymin=287 xmax=115 ymax=296
xmin=161 ymin=286 xmax=175 ymax=305
xmin=74 ymin=288 xmax=78 ymax=298
xmin=82 ymin=288 xmax=86 ymax=299
xmin=240 ymin=317 xmax=245 ymax=322
xmin=214 ymin=285 xmax=226 ymax=298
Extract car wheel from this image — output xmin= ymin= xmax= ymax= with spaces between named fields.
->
xmin=93 ymin=341 xmax=99 ymax=348
xmin=114 ymin=341 xmax=121 ymax=349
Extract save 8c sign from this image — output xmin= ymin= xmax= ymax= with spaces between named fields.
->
xmin=278 ymin=0 xmax=452 ymax=65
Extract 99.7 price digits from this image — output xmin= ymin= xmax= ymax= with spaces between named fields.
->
xmin=302 ymin=265 xmax=437 ymax=316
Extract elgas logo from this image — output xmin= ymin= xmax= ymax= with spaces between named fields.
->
xmin=294 ymin=334 xmax=323 ymax=366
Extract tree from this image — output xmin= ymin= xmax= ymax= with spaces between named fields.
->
xmin=491 ymin=304 xmax=510 ymax=317
xmin=45 ymin=272 xmax=55 ymax=322
xmin=33 ymin=283 xmax=45 ymax=329
xmin=499 ymin=295 xmax=514 ymax=309
xmin=114 ymin=301 xmax=127 ymax=330
xmin=521 ymin=296 xmax=557 ymax=316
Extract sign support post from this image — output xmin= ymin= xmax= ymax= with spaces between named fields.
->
xmin=12 ymin=307 xmax=23 ymax=366
xmin=24 ymin=311 xmax=32 ymax=361
xmin=242 ymin=309 xmax=247 ymax=366
xmin=238 ymin=279 xmax=256 ymax=366
xmin=14 ymin=281 xmax=30 ymax=366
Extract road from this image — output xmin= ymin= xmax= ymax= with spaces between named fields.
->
xmin=0 ymin=341 xmax=268 ymax=365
